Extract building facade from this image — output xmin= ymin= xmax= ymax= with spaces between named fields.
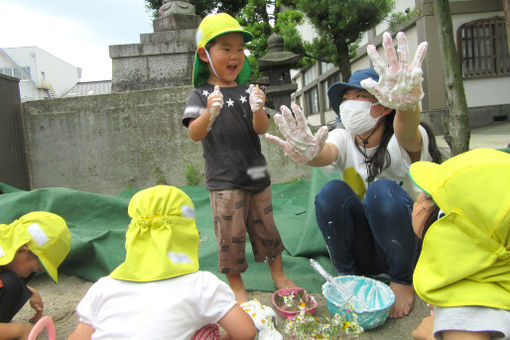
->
xmin=0 ymin=46 xmax=81 ymax=101
xmin=290 ymin=0 xmax=510 ymax=133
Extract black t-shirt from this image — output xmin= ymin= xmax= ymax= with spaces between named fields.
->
xmin=183 ymin=83 xmax=271 ymax=191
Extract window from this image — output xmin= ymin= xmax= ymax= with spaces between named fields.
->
xmin=21 ymin=66 xmax=31 ymax=79
xmin=323 ymin=73 xmax=340 ymax=111
xmin=457 ymin=16 xmax=510 ymax=78
xmin=303 ymin=65 xmax=317 ymax=86
xmin=304 ymin=87 xmax=319 ymax=116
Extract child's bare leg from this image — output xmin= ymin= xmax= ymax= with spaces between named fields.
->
xmin=226 ymin=273 xmax=249 ymax=303
xmin=268 ymin=254 xmax=297 ymax=290
xmin=389 ymin=281 xmax=415 ymax=318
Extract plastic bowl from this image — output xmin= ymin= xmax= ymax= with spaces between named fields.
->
xmin=272 ymin=287 xmax=317 ymax=319
xmin=322 ymin=275 xmax=395 ymax=330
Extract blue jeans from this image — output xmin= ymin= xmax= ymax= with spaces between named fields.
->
xmin=315 ymin=179 xmax=420 ymax=285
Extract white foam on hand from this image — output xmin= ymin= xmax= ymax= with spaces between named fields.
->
xmin=241 ymin=299 xmax=282 ymax=340
xmin=249 ymin=84 xmax=265 ymax=112
xmin=361 ymin=31 xmax=428 ymax=111
xmin=265 ymin=104 xmax=328 ymax=164
xmin=207 ymin=85 xmax=223 ymax=130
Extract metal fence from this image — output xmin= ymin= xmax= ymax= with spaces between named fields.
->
xmin=0 ymin=74 xmax=29 ymax=190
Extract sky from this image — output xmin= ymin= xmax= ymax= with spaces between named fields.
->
xmin=0 ymin=0 xmax=154 ymax=81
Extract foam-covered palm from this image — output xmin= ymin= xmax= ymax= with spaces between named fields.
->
xmin=361 ymin=31 xmax=428 ymax=111
xmin=249 ymin=84 xmax=265 ymax=112
xmin=265 ymin=104 xmax=328 ymax=164
xmin=207 ymin=85 xmax=223 ymax=130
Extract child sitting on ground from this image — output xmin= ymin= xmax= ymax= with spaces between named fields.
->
xmin=68 ymin=185 xmax=256 ymax=340
xmin=0 ymin=211 xmax=71 ymax=340
xmin=182 ymin=12 xmax=296 ymax=304
xmin=410 ymin=148 xmax=510 ymax=339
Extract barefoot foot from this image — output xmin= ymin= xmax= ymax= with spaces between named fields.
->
xmin=273 ymin=274 xmax=298 ymax=290
xmin=389 ymin=282 xmax=414 ymax=318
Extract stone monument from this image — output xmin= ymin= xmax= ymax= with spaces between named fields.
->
xmin=258 ymin=33 xmax=300 ymax=109
xmin=109 ymin=0 xmax=201 ymax=92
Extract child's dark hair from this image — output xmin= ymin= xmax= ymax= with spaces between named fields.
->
xmin=420 ymin=197 xmax=440 ymax=239
xmin=355 ymin=111 xmax=442 ymax=179
xmin=205 ymin=39 xmax=215 ymax=51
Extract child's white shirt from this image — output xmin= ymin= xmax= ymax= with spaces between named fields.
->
xmin=76 ymin=271 xmax=236 ymax=340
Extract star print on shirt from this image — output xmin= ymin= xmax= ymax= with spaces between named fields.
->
xmin=239 ymin=96 xmax=247 ymax=103
xmin=226 ymin=98 xmax=235 ymax=107
xmin=202 ymin=90 xmax=210 ymax=97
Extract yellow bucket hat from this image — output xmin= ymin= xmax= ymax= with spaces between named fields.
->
xmin=192 ymin=12 xmax=254 ymax=88
xmin=0 ymin=211 xmax=71 ymax=283
xmin=410 ymin=148 xmax=510 ymax=309
xmin=110 ymin=185 xmax=199 ymax=282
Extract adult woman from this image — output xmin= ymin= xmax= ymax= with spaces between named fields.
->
xmin=266 ymin=31 xmax=440 ymax=318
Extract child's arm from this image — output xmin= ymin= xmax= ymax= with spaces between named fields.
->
xmin=249 ymin=84 xmax=269 ymax=134
xmin=27 ymin=286 xmax=43 ymax=322
xmin=217 ymin=304 xmax=256 ymax=340
xmin=188 ymin=86 xmax=224 ymax=141
xmin=0 ymin=322 xmax=32 ymax=340
xmin=67 ymin=321 xmax=95 ymax=340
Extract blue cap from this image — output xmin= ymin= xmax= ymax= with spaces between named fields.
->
xmin=327 ymin=68 xmax=379 ymax=114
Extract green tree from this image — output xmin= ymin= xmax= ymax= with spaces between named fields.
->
xmin=145 ymin=0 xmax=393 ymax=81
xmin=280 ymin=0 xmax=394 ymax=80
xmin=434 ymin=0 xmax=470 ymax=155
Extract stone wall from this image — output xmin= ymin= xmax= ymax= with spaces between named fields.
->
xmin=21 ymin=86 xmax=311 ymax=194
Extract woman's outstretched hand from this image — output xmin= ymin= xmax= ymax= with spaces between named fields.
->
xmin=265 ymin=104 xmax=328 ymax=164
xmin=361 ymin=31 xmax=428 ymax=111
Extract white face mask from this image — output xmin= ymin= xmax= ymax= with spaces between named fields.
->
xmin=340 ymin=100 xmax=380 ymax=135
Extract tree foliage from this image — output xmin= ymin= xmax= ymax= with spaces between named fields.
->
xmin=144 ymin=0 xmax=393 ymax=81
xmin=280 ymin=0 xmax=394 ymax=80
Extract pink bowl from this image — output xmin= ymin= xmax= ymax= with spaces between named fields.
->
xmin=272 ymin=287 xmax=317 ymax=319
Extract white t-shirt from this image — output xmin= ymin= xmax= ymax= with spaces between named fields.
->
xmin=76 ymin=271 xmax=236 ymax=340
xmin=324 ymin=125 xmax=432 ymax=200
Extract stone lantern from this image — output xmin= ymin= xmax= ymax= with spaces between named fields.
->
xmin=258 ymin=33 xmax=300 ymax=109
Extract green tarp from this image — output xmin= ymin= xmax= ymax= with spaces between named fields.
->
xmin=0 ymin=168 xmax=340 ymax=294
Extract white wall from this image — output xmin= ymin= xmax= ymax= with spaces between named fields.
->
xmin=2 ymin=47 xmax=81 ymax=99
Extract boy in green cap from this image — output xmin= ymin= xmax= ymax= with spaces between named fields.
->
xmin=0 ymin=211 xmax=71 ymax=339
xmin=182 ymin=12 xmax=296 ymax=303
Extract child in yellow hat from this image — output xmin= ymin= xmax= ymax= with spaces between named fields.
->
xmin=68 ymin=185 xmax=256 ymax=340
xmin=409 ymin=148 xmax=510 ymax=339
xmin=0 ymin=211 xmax=71 ymax=339
xmin=182 ymin=12 xmax=296 ymax=304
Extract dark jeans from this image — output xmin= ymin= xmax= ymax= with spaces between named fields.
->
xmin=315 ymin=179 xmax=420 ymax=285
xmin=0 ymin=271 xmax=33 ymax=322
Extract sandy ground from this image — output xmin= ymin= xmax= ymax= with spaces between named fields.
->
xmin=13 ymin=273 xmax=429 ymax=339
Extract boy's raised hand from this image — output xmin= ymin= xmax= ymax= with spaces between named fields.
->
xmin=249 ymin=84 xmax=266 ymax=112
xmin=265 ymin=104 xmax=328 ymax=164
xmin=207 ymin=85 xmax=223 ymax=130
xmin=361 ymin=31 xmax=428 ymax=111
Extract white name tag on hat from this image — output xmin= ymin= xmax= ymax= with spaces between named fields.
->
xmin=27 ymin=223 xmax=50 ymax=246
xmin=168 ymin=252 xmax=192 ymax=264
xmin=181 ymin=205 xmax=195 ymax=219
xmin=0 ymin=245 xmax=5 ymax=258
